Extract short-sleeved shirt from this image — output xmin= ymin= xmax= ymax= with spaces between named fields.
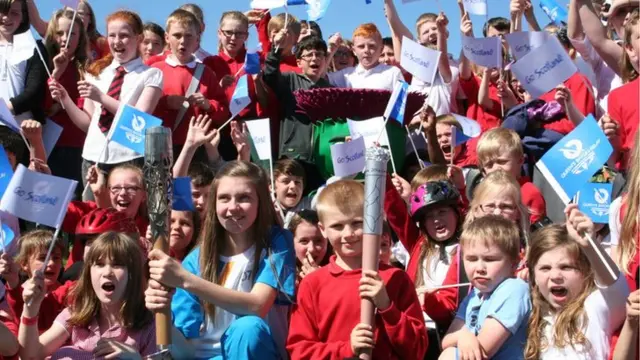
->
xmin=328 ymin=63 xmax=404 ymax=91
xmin=172 ymin=226 xmax=296 ymax=360
xmin=456 ymin=278 xmax=531 ymax=360
xmin=0 ymin=42 xmax=32 ymax=123
xmin=540 ymin=274 xmax=629 ymax=360
xmin=81 ymin=57 xmax=163 ymax=164
xmin=50 ymin=307 xmax=156 ymax=360
xmin=409 ymin=66 xmax=460 ymax=116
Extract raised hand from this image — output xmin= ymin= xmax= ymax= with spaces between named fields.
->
xmin=185 ymin=114 xmax=217 ymax=148
xmin=564 ymin=204 xmax=595 ymax=248
xmin=77 ymin=80 xmax=104 ymax=102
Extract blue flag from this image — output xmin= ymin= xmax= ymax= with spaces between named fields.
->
xmin=307 ymin=0 xmax=332 ymax=21
xmin=0 ymin=147 xmax=13 ymax=199
xmin=383 ymin=81 xmax=408 ymax=125
xmin=453 ymin=127 xmax=472 ymax=146
xmin=0 ymin=99 xmax=21 ymax=133
xmin=287 ymin=0 xmax=306 ymax=4
xmin=0 ymin=164 xmax=77 ymax=228
xmin=110 ymin=105 xmax=163 ymax=155
xmin=230 ymin=75 xmax=251 ymax=117
xmin=244 ymin=52 xmax=261 ymax=75
xmin=539 ymin=0 xmax=568 ymax=25
xmin=536 ymin=115 xmax=613 ymax=204
xmin=578 ymin=182 xmax=613 ymax=224
xmin=172 ymin=177 xmax=195 ymax=211
xmin=0 ymin=222 xmax=15 ymax=251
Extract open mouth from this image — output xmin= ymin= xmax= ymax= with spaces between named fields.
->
xmin=44 ymin=270 xmax=57 ymax=278
xmin=113 ymin=47 xmax=126 ymax=55
xmin=115 ymin=200 xmax=131 ymax=211
xmin=441 ymin=144 xmax=452 ymax=155
xmin=309 ymin=63 xmax=320 ymax=70
xmin=101 ymin=282 xmax=116 ymax=293
xmin=550 ymin=286 xmax=568 ymax=299
xmin=285 ymin=192 xmax=298 ymax=200
xmin=434 ymin=223 xmax=448 ymax=234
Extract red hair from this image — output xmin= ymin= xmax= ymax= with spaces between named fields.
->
xmin=87 ymin=10 xmax=144 ymax=77
xmin=352 ymin=23 xmax=382 ymax=42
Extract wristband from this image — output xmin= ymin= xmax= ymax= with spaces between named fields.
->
xmin=21 ymin=315 xmax=38 ymax=326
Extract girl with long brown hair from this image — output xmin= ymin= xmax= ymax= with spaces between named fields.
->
xmin=524 ymin=205 xmax=629 ymax=360
xmin=146 ymin=161 xmax=295 ymax=360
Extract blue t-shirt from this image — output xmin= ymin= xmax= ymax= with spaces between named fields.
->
xmin=171 ymin=225 xmax=295 ymax=359
xmin=455 ymin=278 xmax=531 ymax=360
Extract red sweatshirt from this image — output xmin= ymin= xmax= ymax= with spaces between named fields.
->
xmin=151 ymin=58 xmax=229 ymax=145
xmin=383 ymin=175 xmax=468 ymax=284
xmin=45 ymin=66 xmax=85 ymax=147
xmin=144 ymin=49 xmax=171 ymax=67
xmin=287 ymin=256 xmax=427 ymax=360
xmin=519 ymin=176 xmax=546 ymax=224
xmin=203 ymin=48 xmax=262 ymax=120
xmin=608 ymin=78 xmax=639 ymax=171
xmin=256 ymin=11 xmax=302 ymax=74
xmin=459 ymin=75 xmax=503 ymax=132
xmin=5 ymin=281 xmax=74 ymax=334
xmin=454 ymin=138 xmax=478 ymax=167
xmin=539 ymin=73 xmax=596 ymax=135
xmin=62 ymin=201 xmax=149 ymax=269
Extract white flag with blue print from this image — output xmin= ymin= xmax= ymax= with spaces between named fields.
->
xmin=461 ymin=35 xmax=502 ymax=69
xmin=383 ymin=81 xmax=409 ymax=125
xmin=110 ymin=105 xmax=163 ymax=155
xmin=510 ymin=37 xmax=577 ymax=99
xmin=231 ymin=75 xmax=251 ymax=118
xmin=463 ymin=0 xmax=487 ymax=16
xmin=245 ymin=118 xmax=272 ymax=161
xmin=505 ymin=31 xmax=550 ymax=60
xmin=0 ymin=146 xmax=13 ymax=199
xmin=536 ymin=115 xmax=613 ymax=205
xmin=539 ymin=0 xmax=568 ymax=25
xmin=0 ymin=165 xmax=77 ymax=228
xmin=400 ymin=37 xmax=441 ymax=84
xmin=578 ymin=182 xmax=613 ymax=224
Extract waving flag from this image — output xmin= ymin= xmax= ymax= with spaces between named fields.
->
xmin=384 ymin=81 xmax=409 ymax=125
xmin=60 ymin=0 xmax=80 ymax=9
xmin=462 ymin=35 xmax=502 ymax=69
xmin=110 ymin=105 xmax=163 ymax=155
xmin=0 ymin=147 xmax=13 ymax=199
xmin=307 ymin=0 xmax=332 ymax=21
xmin=172 ymin=177 xmax=195 ymax=211
xmin=0 ymin=222 xmax=15 ymax=252
xmin=540 ymin=0 xmax=568 ymax=25
xmin=0 ymin=99 xmax=21 ymax=133
xmin=463 ymin=0 xmax=487 ymax=16
xmin=244 ymin=51 xmax=261 ymax=75
xmin=0 ymin=165 xmax=77 ymax=228
xmin=230 ymin=75 xmax=251 ymax=117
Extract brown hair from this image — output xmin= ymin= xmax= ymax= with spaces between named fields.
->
xmin=461 ymin=215 xmax=521 ymax=264
xmin=476 ymin=128 xmax=524 ymax=171
xmin=621 ymin=9 xmax=639 ymax=83
xmin=415 ymin=13 xmax=437 ymax=36
xmin=67 ymin=232 xmax=152 ymax=330
xmin=165 ymin=9 xmax=200 ymax=33
xmin=78 ymin=0 xmax=102 ymax=44
xmin=525 ymin=225 xmax=595 ymax=360
xmin=436 ymin=113 xmax=463 ymax=131
xmin=268 ymin=13 xmax=301 ymax=38
xmin=107 ymin=163 xmax=147 ymax=218
xmin=410 ymin=164 xmax=448 ymax=192
xmin=16 ymin=230 xmax=66 ymax=270
xmin=618 ymin=130 xmax=640 ymax=274
xmin=179 ymin=3 xmax=204 ymax=32
xmin=198 ymin=161 xmax=278 ymax=320
xmin=45 ymin=9 xmax=89 ymax=80
xmin=273 ymin=159 xmax=306 ymax=185
xmin=316 ymin=180 xmax=364 ymax=223
xmin=87 ymin=10 xmax=144 ymax=77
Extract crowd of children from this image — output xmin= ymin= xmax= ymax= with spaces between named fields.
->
xmin=0 ymin=0 xmax=638 ymax=359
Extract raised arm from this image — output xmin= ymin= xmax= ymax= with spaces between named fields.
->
xmin=383 ymin=0 xmax=414 ymax=61
xmin=25 ymin=0 xmax=49 ymax=37
xmin=574 ymin=0 xmax=624 ymax=76
xmin=458 ymin=12 xmax=474 ymax=81
xmin=436 ymin=12 xmax=452 ymax=83
xmin=262 ymin=29 xmax=288 ymax=93
xmin=523 ymin=0 xmax=541 ymax=31
xmin=568 ymin=0 xmax=584 ymax=40
xmin=478 ymin=69 xmax=494 ymax=110
xmin=510 ymin=0 xmax=524 ymax=33
xmin=173 ymin=115 xmax=218 ymax=178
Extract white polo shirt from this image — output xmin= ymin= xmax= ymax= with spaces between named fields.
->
xmin=0 ymin=43 xmax=33 ymax=124
xmin=81 ymin=57 xmax=163 ymax=164
xmin=328 ymin=63 xmax=404 ymax=91
xmin=410 ymin=66 xmax=460 ymax=116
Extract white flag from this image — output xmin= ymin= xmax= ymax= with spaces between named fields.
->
xmin=245 ymin=118 xmax=272 ymax=161
xmin=400 ymin=36 xmax=441 ymax=84
xmin=462 ymin=35 xmax=502 ymax=69
xmin=463 ymin=0 xmax=487 ymax=15
xmin=505 ymin=31 xmax=550 ymax=60
xmin=0 ymin=165 xmax=77 ymax=228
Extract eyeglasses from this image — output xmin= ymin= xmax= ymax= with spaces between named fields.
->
xmin=220 ymin=30 xmax=248 ymax=38
xmin=300 ymin=52 xmax=326 ymax=61
xmin=109 ymin=186 xmax=141 ymax=195
xmin=479 ymin=203 xmax=516 ymax=215
xmin=334 ymin=50 xmax=352 ymax=58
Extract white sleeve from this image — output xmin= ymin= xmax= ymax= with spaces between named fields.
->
xmin=608 ymin=196 xmax=623 ymax=246
xmin=584 ymin=273 xmax=630 ymax=335
xmin=143 ymin=67 xmax=164 ymax=89
xmin=569 ymin=37 xmax=605 ymax=75
xmin=327 ymin=68 xmax=347 ymax=88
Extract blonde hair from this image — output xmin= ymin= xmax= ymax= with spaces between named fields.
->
xmin=618 ymin=130 xmax=640 ymax=274
xmin=415 ymin=13 xmax=437 ymax=36
xmin=165 ymin=9 xmax=200 ymax=33
xmin=468 ymin=170 xmax=531 ymax=247
xmin=436 ymin=114 xmax=463 ymax=131
xmin=525 ymin=225 xmax=595 ymax=360
xmin=16 ymin=230 xmax=66 ymax=269
xmin=268 ymin=13 xmax=301 ymax=37
xmin=316 ymin=180 xmax=364 ymax=223
xmin=461 ymin=215 xmax=521 ymax=264
xmin=476 ymin=128 xmax=524 ymax=171
xmin=67 ymin=232 xmax=152 ymax=330
xmin=198 ymin=161 xmax=278 ymax=320
xmin=411 ymin=164 xmax=448 ymax=192
xmin=621 ymin=9 xmax=639 ymax=83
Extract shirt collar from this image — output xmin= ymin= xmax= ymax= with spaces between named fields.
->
xmin=219 ymin=47 xmax=247 ymax=63
xmin=355 ymin=62 xmax=383 ymax=75
xmin=165 ymin=55 xmax=197 ymax=69
xmin=109 ymin=57 xmax=143 ymax=73
xmin=327 ymin=255 xmax=364 ymax=276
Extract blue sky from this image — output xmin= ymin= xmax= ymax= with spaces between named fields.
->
xmin=37 ymin=0 xmax=561 ymax=55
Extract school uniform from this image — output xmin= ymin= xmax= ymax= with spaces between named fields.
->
xmin=519 ymin=176 xmax=546 ymax=224
xmin=409 ymin=66 xmax=461 ymax=116
xmin=459 ymin=75 xmax=503 ymax=133
xmin=287 ymin=256 xmax=428 ymax=360
xmin=538 ymin=73 xmax=596 ymax=135
xmin=81 ymin=57 xmax=163 ymax=166
xmin=328 ymin=63 xmax=404 ymax=91
xmin=454 ymin=278 xmax=531 ymax=360
xmin=0 ymin=40 xmax=48 ymax=124
xmin=152 ymin=56 xmax=229 ymax=146
xmin=172 ymin=226 xmax=295 ymax=360
xmin=145 ymin=48 xmax=212 ymax=66
xmin=45 ymin=65 xmax=85 ymax=185
xmin=255 ymin=12 xmax=302 ymax=75
xmin=608 ymin=78 xmax=639 ymax=172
